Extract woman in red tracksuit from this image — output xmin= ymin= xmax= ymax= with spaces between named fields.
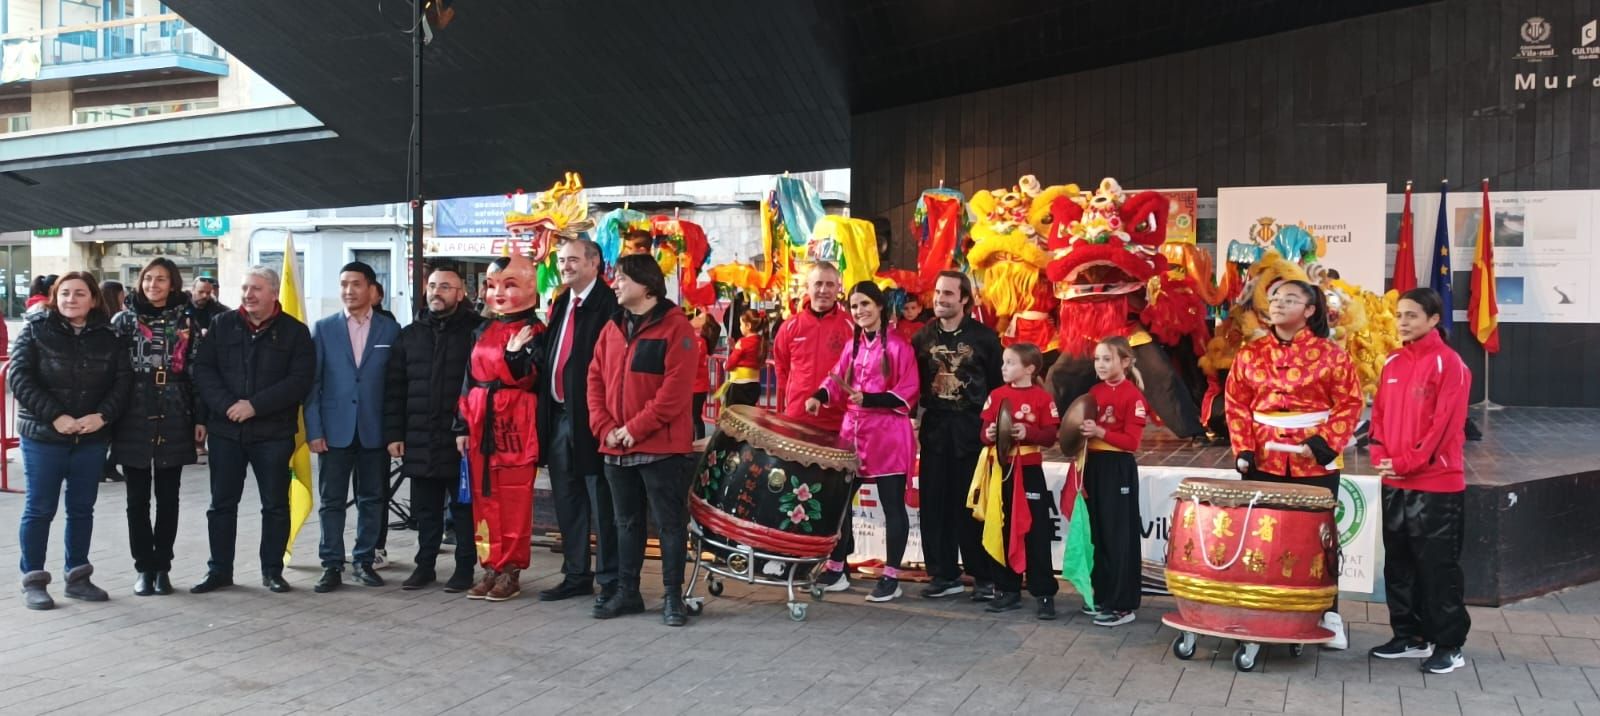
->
xmin=1367 ymin=288 xmax=1471 ymax=675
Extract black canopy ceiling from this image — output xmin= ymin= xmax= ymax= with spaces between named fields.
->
xmin=0 ymin=0 xmax=1432 ymax=230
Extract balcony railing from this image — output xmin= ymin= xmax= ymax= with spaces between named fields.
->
xmin=0 ymin=14 xmax=226 ymax=80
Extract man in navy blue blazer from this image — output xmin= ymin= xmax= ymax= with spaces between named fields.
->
xmin=306 ymin=261 xmax=402 ymax=592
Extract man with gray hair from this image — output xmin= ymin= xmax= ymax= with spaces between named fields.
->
xmin=531 ymin=238 xmax=621 ymax=604
xmin=189 ymin=266 xmax=316 ymax=594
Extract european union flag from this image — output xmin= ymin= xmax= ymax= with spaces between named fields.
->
xmin=1429 ymin=180 xmax=1453 ymax=333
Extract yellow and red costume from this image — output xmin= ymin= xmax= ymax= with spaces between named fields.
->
xmin=966 ymin=175 xmax=1074 ymax=350
xmin=1223 ymin=329 xmax=1363 ymax=478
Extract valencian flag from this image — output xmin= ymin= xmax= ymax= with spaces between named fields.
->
xmin=1429 ymin=180 xmax=1453 ymax=331
xmin=1469 ymin=179 xmax=1500 ymax=353
xmin=279 ymin=233 xmax=316 ymax=561
xmin=1392 ymin=181 xmax=1417 ymax=294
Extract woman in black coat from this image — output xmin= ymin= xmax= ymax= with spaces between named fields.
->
xmin=9 ymin=272 xmax=132 ymax=610
xmin=110 ymin=258 xmax=204 ymax=596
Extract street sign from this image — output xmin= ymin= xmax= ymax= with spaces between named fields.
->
xmin=199 ymin=216 xmax=230 ymax=236
xmin=31 ymin=228 xmax=61 ymax=237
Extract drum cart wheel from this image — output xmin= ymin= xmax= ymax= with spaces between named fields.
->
xmin=809 ymin=584 xmax=825 ymax=601
xmin=684 ymin=597 xmax=704 ymax=617
xmin=1171 ymin=632 xmax=1198 ymax=660
xmin=1232 ymin=643 xmax=1261 ymax=672
xmin=1289 ymin=644 xmax=1304 ymax=658
xmin=788 ymin=602 xmax=808 ymax=621
xmin=707 ymin=578 xmax=724 ymax=597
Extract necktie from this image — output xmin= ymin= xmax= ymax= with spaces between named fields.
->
xmin=554 ymin=296 xmax=580 ymax=402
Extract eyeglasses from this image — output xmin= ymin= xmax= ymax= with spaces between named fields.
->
xmin=1268 ymin=298 xmax=1307 ymax=307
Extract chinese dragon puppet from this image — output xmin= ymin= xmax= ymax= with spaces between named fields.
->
xmin=1041 ymin=178 xmax=1208 ymax=438
xmin=504 ymin=172 xmax=596 ymax=301
xmin=964 ymin=175 xmax=1076 ymax=350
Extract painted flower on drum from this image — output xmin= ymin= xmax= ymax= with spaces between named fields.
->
xmin=778 ymin=475 xmax=824 ymax=532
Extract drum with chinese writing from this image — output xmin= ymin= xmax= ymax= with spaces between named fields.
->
xmin=689 ymin=406 xmax=858 ymax=559
xmin=1163 ymin=478 xmax=1338 ymax=641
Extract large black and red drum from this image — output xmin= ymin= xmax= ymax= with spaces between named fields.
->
xmin=1164 ymin=478 xmax=1339 ymax=641
xmin=690 ymin=406 xmax=858 ymax=559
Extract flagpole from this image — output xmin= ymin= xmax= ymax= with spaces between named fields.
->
xmin=1474 ymin=351 xmax=1503 ymax=411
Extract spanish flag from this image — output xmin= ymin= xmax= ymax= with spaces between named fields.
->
xmin=278 ymin=233 xmax=317 ymax=561
xmin=1468 ymin=179 xmax=1500 ymax=354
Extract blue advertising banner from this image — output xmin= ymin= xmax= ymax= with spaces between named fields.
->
xmin=435 ymin=195 xmax=513 ymax=237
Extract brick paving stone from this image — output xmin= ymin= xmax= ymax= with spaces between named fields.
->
xmin=1531 ymin=663 xmax=1600 ymax=701
xmin=1068 ymin=696 xmax=1138 ymax=716
xmin=1499 ymin=632 xmax=1562 ymax=664
xmin=1129 ymin=701 xmax=1191 ymax=716
xmin=1342 ymin=682 xmax=1403 ymax=715
xmin=1172 ymin=666 xmax=1235 ymax=707
xmin=1509 ymin=612 xmax=1568 ymax=637
xmin=1112 ymin=663 xmax=1182 ymax=703
xmin=1399 ymin=685 xmax=1463 ymax=716
xmin=1226 ymin=672 xmax=1288 ymax=712
xmin=1284 ymin=674 xmax=1343 ymax=715
xmin=1454 ymin=690 xmax=1521 ymax=716
xmin=1551 ymin=615 xmax=1600 ymax=640
xmin=1476 ymin=661 xmax=1542 ymax=698
xmin=1467 ymin=606 xmax=1513 ymax=634
xmin=1422 ymin=660 xmax=1484 ymax=692
xmin=1514 ymin=695 xmax=1585 ymax=715
xmin=1547 ymin=638 xmax=1600 ymax=668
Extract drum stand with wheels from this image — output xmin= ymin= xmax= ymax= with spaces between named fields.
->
xmin=1163 ymin=613 xmax=1330 ymax=672
xmin=682 ymin=520 xmax=831 ymax=622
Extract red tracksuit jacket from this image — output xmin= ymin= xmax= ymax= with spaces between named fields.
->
xmin=1368 ymin=330 xmax=1469 ymax=493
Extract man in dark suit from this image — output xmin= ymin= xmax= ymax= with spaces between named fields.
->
xmin=306 ymin=261 xmax=402 ymax=592
xmin=533 ymin=238 xmax=621 ymax=603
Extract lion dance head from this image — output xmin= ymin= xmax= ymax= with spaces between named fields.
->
xmin=1043 ymin=178 xmax=1169 ymax=356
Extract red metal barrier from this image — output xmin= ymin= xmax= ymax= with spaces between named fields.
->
xmin=701 ymin=354 xmax=785 ymax=427
xmin=0 ymin=359 xmax=21 ymax=493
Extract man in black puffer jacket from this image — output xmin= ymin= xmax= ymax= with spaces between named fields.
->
xmin=384 ymin=267 xmax=482 ymax=592
xmin=189 ymin=267 xmax=315 ymax=594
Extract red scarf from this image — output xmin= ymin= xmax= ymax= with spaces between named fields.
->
xmin=240 ymin=302 xmax=282 ymax=333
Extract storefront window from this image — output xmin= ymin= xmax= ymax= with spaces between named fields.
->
xmin=0 ymin=115 xmax=30 ymax=134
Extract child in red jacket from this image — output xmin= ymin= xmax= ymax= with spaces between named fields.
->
xmin=1367 ymin=288 xmax=1471 ymax=674
xmin=720 ymin=311 xmax=766 ymax=407
xmin=979 ymin=343 xmax=1061 ymax=619
xmin=1079 ymin=335 xmax=1148 ymax=627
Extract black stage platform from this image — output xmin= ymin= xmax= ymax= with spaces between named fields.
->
xmin=1118 ymin=407 xmax=1600 ymax=606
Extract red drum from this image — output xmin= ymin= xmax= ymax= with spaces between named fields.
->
xmin=1164 ymin=478 xmax=1338 ymax=641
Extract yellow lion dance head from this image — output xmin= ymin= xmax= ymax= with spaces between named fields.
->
xmin=1200 ymin=252 xmax=1307 ymax=376
xmin=966 ymin=176 xmax=1078 ymax=344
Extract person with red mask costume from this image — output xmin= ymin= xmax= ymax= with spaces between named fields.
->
xmin=772 ymin=261 xmax=852 ymax=431
xmin=454 ymin=252 xmax=545 ymax=603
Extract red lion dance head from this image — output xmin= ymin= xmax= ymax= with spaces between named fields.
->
xmin=1044 ymin=178 xmax=1169 ymax=357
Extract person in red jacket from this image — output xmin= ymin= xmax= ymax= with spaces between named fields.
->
xmin=689 ymin=310 xmax=720 ymax=439
xmin=720 ymin=310 xmax=766 ymax=407
xmin=772 ymin=261 xmax=851 ymax=431
xmin=978 ymin=343 xmax=1061 ymax=619
xmin=1224 ymin=278 xmax=1363 ymax=648
xmin=1367 ymin=287 xmax=1471 ymax=674
xmin=1079 ymin=336 xmax=1149 ymax=627
xmin=587 ymin=254 xmax=698 ymax=627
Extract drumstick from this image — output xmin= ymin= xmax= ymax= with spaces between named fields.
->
xmin=826 ymin=373 xmax=850 ymax=393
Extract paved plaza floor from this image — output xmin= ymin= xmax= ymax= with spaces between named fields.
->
xmin=1 ymin=464 xmax=1599 ymax=715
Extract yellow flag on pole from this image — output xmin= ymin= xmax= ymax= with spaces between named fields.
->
xmin=278 ymin=233 xmax=315 ymax=562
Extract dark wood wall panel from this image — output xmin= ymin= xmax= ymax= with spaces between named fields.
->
xmin=851 ymin=0 xmax=1600 ymax=407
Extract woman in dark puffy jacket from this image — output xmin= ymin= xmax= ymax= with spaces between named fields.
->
xmin=111 ymin=258 xmax=204 ymax=597
xmin=8 ymin=272 xmax=132 ymax=610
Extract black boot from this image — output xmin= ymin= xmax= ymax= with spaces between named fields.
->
xmin=662 ymin=592 xmax=688 ymax=627
xmin=153 ymin=572 xmax=174 ymax=596
xmin=134 ymin=572 xmax=155 ymax=597
xmin=402 ymin=567 xmax=436 ymax=590
xmin=593 ymin=587 xmax=646 ymax=619
xmin=262 ymin=570 xmax=292 ymax=593
xmin=190 ymin=572 xmax=233 ymax=594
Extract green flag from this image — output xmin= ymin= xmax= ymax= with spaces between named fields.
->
xmin=1060 ymin=463 xmax=1095 ymax=608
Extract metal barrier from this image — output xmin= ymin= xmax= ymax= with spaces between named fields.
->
xmin=701 ymin=355 xmax=785 ymax=427
xmin=0 ymin=358 xmax=21 ymax=493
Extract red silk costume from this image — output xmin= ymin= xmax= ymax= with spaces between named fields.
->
xmin=460 ymin=315 xmax=545 ymax=572
xmin=1224 ymin=330 xmax=1363 ymax=477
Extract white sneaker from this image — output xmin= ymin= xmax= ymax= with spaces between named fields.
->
xmin=1320 ymin=611 xmax=1348 ymax=650
xmin=372 ymin=549 xmax=390 ymax=571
